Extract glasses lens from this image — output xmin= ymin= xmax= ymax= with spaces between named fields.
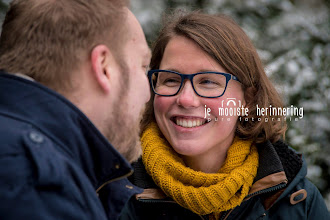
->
xmin=151 ymin=71 xmax=181 ymax=96
xmin=193 ymin=73 xmax=227 ymax=97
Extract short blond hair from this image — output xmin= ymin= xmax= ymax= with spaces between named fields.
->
xmin=0 ymin=0 xmax=128 ymax=91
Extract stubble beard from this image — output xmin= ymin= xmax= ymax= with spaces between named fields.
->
xmin=107 ymin=96 xmax=143 ymax=163
xmin=103 ymin=73 xmax=143 ymax=163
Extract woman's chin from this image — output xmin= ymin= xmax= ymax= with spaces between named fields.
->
xmin=171 ymin=143 xmax=203 ymax=157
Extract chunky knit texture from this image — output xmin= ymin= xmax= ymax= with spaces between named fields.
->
xmin=141 ymin=122 xmax=259 ymax=217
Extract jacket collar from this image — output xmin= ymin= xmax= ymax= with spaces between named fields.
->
xmin=248 ymin=140 xmax=303 ymax=197
xmin=274 ymin=154 xmax=307 ymax=202
xmin=247 ymin=140 xmax=288 ymax=196
xmin=0 ymin=72 xmax=133 ymax=190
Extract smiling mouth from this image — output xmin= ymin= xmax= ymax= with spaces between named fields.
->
xmin=171 ymin=117 xmax=208 ymax=128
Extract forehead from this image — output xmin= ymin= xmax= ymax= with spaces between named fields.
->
xmin=164 ymin=36 xmax=204 ymax=56
xmin=160 ymin=36 xmax=225 ymax=73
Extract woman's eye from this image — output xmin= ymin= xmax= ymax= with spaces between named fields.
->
xmin=165 ymin=78 xmax=179 ymax=82
xmin=200 ymin=79 xmax=218 ymax=85
xmin=163 ymin=78 xmax=181 ymax=85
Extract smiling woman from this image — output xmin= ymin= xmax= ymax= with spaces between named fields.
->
xmin=119 ymin=11 xmax=330 ymax=220
xmin=152 ymin=35 xmax=246 ymax=172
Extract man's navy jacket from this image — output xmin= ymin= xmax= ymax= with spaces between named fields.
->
xmin=0 ymin=72 xmax=142 ymax=219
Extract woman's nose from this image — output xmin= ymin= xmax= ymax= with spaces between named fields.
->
xmin=176 ymin=81 xmax=200 ymax=108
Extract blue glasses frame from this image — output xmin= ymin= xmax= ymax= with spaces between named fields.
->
xmin=148 ymin=69 xmax=240 ymax=98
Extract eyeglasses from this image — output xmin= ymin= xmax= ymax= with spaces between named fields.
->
xmin=148 ymin=69 xmax=240 ymax=98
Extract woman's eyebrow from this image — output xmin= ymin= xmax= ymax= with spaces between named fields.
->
xmin=159 ymin=68 xmax=223 ymax=73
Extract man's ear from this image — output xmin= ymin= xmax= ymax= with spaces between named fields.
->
xmin=90 ymin=45 xmax=116 ymax=94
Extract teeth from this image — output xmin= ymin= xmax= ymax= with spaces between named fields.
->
xmin=175 ymin=118 xmax=206 ymax=128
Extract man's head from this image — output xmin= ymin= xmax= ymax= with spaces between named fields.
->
xmin=0 ymin=0 xmax=129 ymax=91
xmin=0 ymin=0 xmax=151 ymax=162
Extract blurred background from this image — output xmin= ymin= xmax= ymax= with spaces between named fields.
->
xmin=0 ymin=0 xmax=329 ymax=209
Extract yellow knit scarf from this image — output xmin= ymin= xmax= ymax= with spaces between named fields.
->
xmin=141 ymin=122 xmax=259 ymax=218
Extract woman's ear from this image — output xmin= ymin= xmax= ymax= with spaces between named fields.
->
xmin=90 ymin=45 xmax=115 ymax=94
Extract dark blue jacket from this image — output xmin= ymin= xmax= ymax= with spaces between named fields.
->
xmin=0 ymin=72 xmax=142 ymax=220
xmin=120 ymin=137 xmax=330 ymax=219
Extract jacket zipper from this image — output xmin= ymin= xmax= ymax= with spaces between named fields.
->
xmin=219 ymin=181 xmax=288 ymax=220
xmin=96 ymin=169 xmax=134 ymax=194
xmin=219 ymin=210 xmax=231 ymax=220
xmin=244 ymin=181 xmax=287 ymax=200
xmin=137 ymin=198 xmax=176 ymax=204
xmin=138 ymin=198 xmax=206 ymax=219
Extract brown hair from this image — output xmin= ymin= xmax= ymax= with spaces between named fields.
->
xmin=0 ymin=0 xmax=128 ymax=92
xmin=141 ymin=11 xmax=287 ymax=143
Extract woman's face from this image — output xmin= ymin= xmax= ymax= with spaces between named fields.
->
xmin=154 ymin=35 xmax=245 ymax=159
